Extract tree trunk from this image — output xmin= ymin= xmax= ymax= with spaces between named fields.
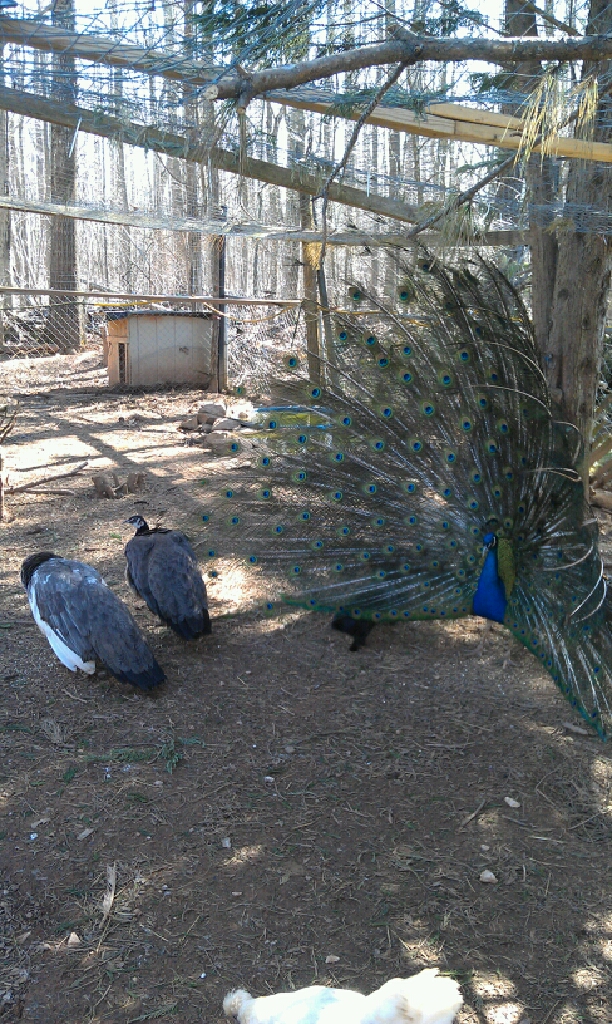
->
xmin=0 ymin=51 xmax=10 ymax=351
xmin=548 ymin=0 xmax=612 ymax=450
xmin=46 ymin=0 xmax=80 ymax=352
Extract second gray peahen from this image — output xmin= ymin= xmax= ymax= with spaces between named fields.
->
xmin=201 ymin=251 xmax=612 ymax=738
xmin=124 ymin=516 xmax=211 ymax=640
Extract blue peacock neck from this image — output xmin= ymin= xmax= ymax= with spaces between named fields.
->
xmin=472 ymin=532 xmax=507 ymax=624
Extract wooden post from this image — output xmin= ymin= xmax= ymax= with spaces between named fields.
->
xmin=217 ymin=205 xmax=227 ymax=391
xmin=300 ymin=194 xmax=321 ymax=384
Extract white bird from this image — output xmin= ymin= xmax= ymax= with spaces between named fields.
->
xmin=223 ymin=968 xmax=463 ymax=1024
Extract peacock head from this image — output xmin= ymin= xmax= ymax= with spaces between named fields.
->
xmin=125 ymin=514 xmax=149 ymax=534
xmin=482 ymin=531 xmax=498 ymax=553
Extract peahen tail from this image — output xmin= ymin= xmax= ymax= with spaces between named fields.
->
xmin=203 ymin=250 xmax=611 ymax=738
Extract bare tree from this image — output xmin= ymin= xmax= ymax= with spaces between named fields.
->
xmin=46 ymin=0 xmax=81 ymax=352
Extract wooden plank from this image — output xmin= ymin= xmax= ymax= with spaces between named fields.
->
xmin=427 ymin=102 xmax=525 ymax=130
xmin=272 ymin=92 xmax=612 ymax=163
xmin=0 ymin=192 xmax=527 ymax=246
xmin=0 ymin=85 xmax=422 ymax=225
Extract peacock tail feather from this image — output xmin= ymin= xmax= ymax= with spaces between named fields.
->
xmin=203 ymin=251 xmax=611 ymax=739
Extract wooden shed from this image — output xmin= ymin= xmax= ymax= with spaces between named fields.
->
xmin=105 ymin=310 xmax=214 ymax=387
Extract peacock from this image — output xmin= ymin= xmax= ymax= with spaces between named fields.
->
xmin=202 ymin=250 xmax=612 ymax=739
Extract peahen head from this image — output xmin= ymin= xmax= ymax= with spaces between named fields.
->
xmin=125 ymin=514 xmax=149 ymax=535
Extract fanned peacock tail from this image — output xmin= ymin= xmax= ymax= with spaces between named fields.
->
xmin=203 ymin=251 xmax=612 ymax=739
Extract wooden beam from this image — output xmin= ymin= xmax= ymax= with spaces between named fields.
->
xmin=0 ymin=17 xmax=220 ymax=85
xmin=273 ymin=91 xmax=612 ymax=163
xmin=0 ymin=193 xmax=526 ymax=246
xmin=0 ymin=84 xmax=422 ymax=225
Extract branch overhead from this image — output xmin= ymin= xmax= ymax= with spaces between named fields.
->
xmin=3 ymin=17 xmax=612 ymax=100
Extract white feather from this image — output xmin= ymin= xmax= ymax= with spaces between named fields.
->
xmin=29 ymin=584 xmax=95 ymax=675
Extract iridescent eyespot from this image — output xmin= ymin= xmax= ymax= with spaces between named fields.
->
xmin=402 ymin=372 xmax=413 ymax=384
xmin=497 ymin=420 xmax=510 ymax=434
xmin=460 ymin=418 xmax=472 ymax=431
xmin=349 ymin=285 xmax=361 ymax=302
xmin=403 ymin=346 xmax=412 ymax=357
xmin=296 ymin=434 xmax=307 ymax=444
xmin=260 ymin=488 xmax=271 ymax=499
xmin=224 ymin=489 xmax=234 ymax=498
xmin=292 ymin=565 xmax=302 ymax=575
xmin=365 ymin=483 xmax=377 ymax=494
xmin=342 ymin=416 xmax=351 ymax=426
xmin=338 ymin=525 xmax=350 ymax=536
xmin=333 ymin=452 xmax=345 ymax=463
xmin=422 ymin=403 xmax=435 ymax=417
xmin=410 ymin=438 xmax=423 ymax=453
xmin=378 ymin=357 xmax=389 ymax=368
xmin=311 ymin=387 xmax=321 ymax=399
xmin=371 ymin=440 xmax=385 ymax=451
xmin=331 ymin=490 xmax=343 ymax=501
xmin=267 ymin=420 xmax=277 ymax=429
xmin=260 ymin=456 xmax=271 ymax=467
xmin=230 ymin=516 xmax=240 ymax=525
xmin=365 ymin=335 xmax=377 ymax=346
xmin=248 ymin=555 xmax=257 ymax=563
xmin=207 ymin=549 xmax=216 ymax=558
xmin=202 ymin=514 xmax=210 ymax=523
xmin=300 ymin=511 xmax=311 ymax=521
xmin=338 ymin=330 xmax=348 ymax=341
xmin=274 ymin=525 xmax=284 ymax=534
xmin=381 ymin=407 xmax=393 ymax=418
xmin=457 ymin=349 xmax=470 ymax=362
xmin=445 ymin=451 xmax=457 ymax=464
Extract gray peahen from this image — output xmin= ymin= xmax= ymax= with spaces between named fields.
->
xmin=202 ymin=251 xmax=612 ymax=739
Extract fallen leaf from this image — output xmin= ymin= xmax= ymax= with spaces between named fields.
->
xmin=325 ymin=954 xmax=340 ymax=964
xmin=76 ymin=828 xmax=94 ymax=841
xmin=504 ymin=797 xmax=520 ymax=809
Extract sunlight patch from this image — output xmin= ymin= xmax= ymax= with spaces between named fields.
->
xmin=223 ymin=844 xmax=265 ymax=867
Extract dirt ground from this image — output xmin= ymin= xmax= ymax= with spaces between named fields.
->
xmin=0 ymin=345 xmax=611 ymax=1024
